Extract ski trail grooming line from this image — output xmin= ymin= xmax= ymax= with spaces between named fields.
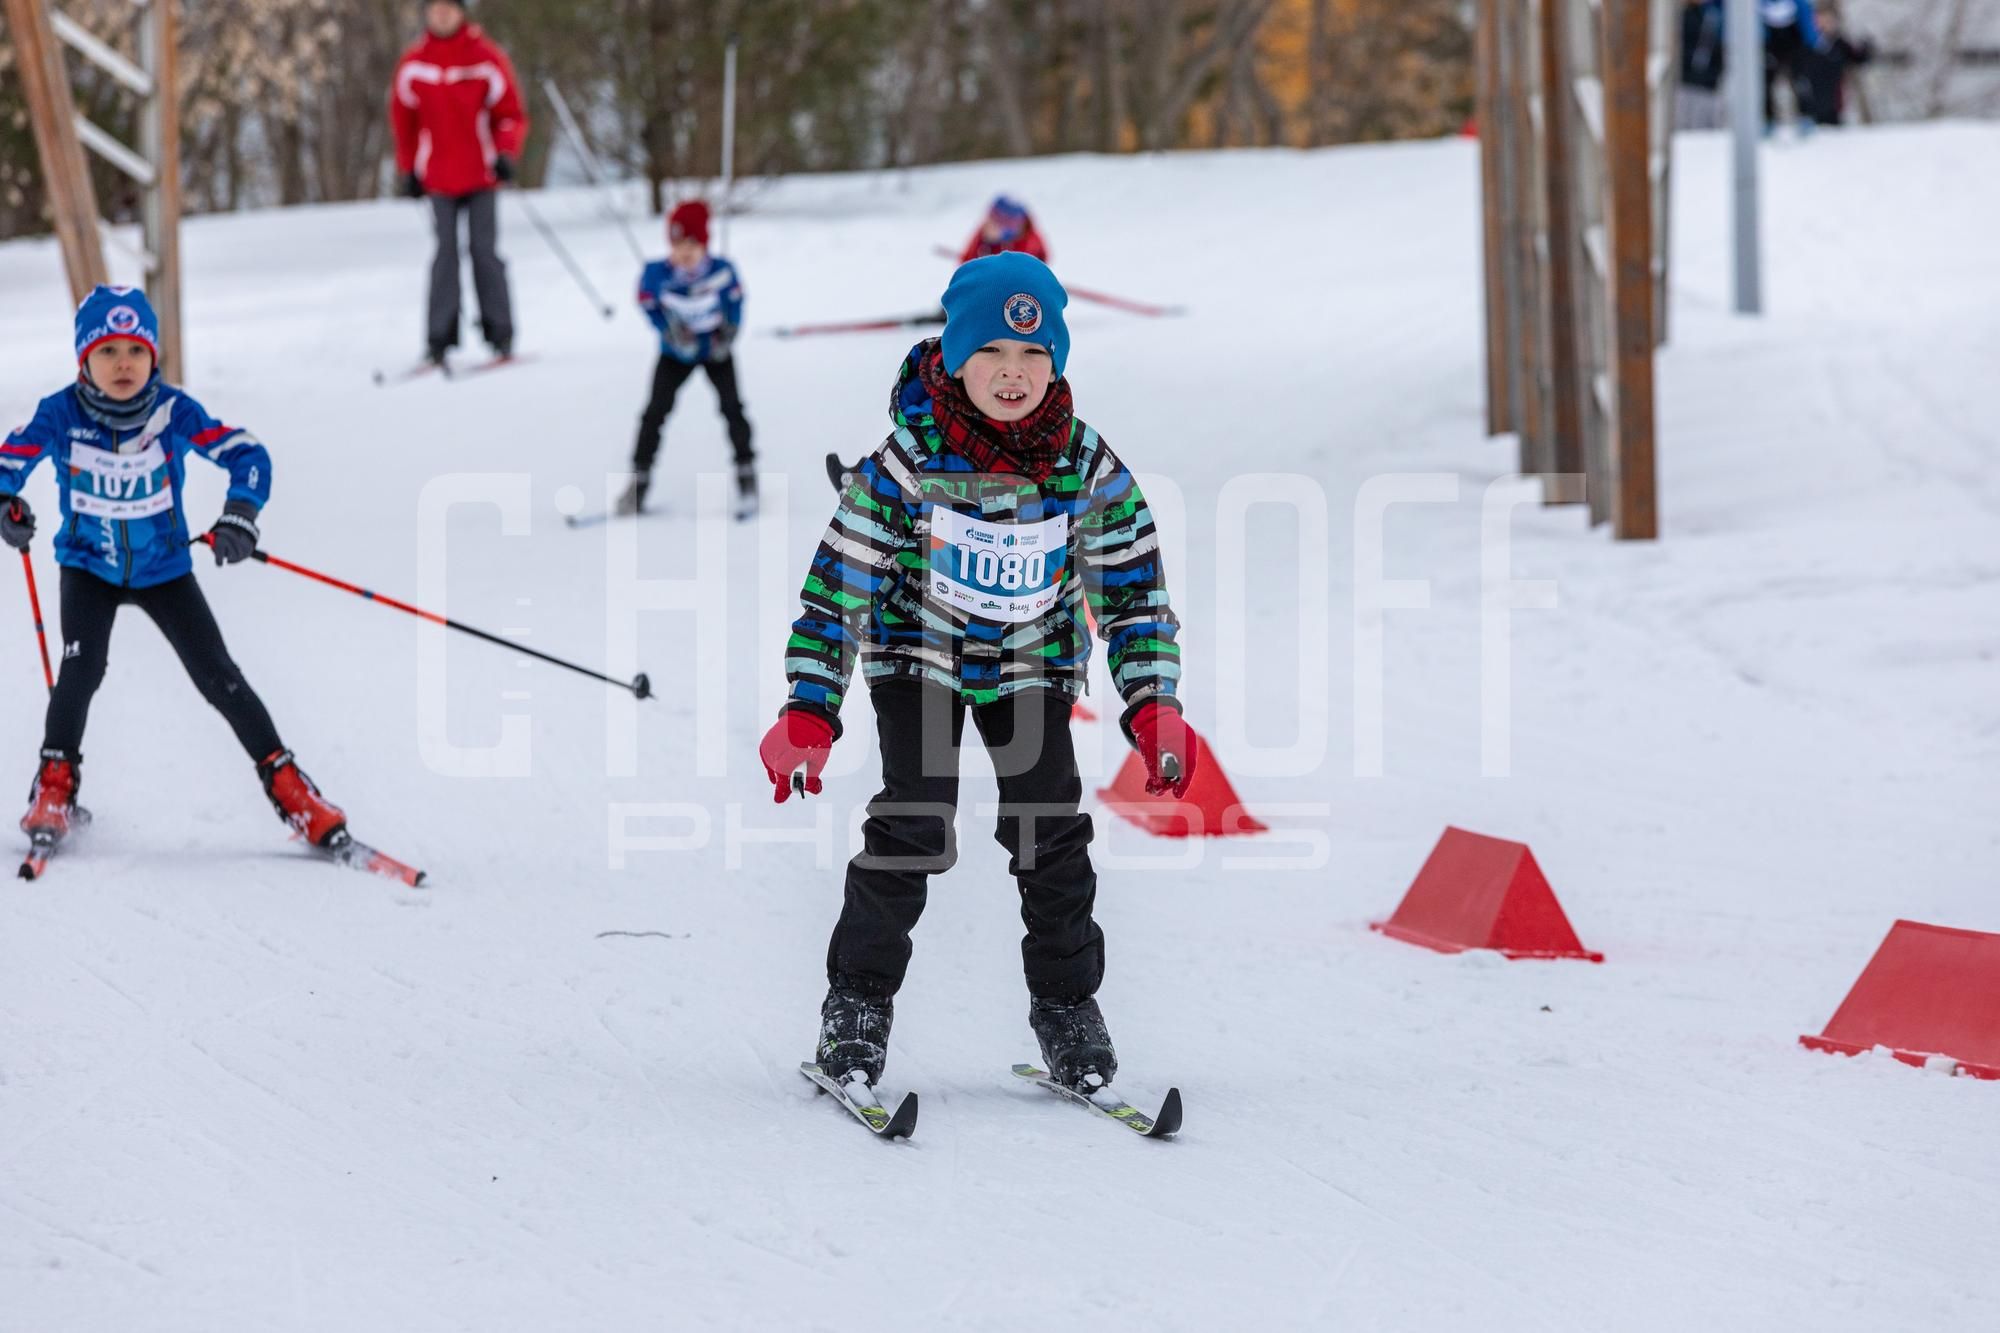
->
xmin=193 ymin=535 xmax=652 ymax=699
xmin=800 ymin=1063 xmax=919 ymax=1140
xmin=1012 ymin=1065 xmax=1183 ymax=1138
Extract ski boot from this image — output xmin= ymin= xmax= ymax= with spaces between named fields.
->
xmin=257 ymin=748 xmax=348 ymax=848
xmin=1029 ymin=995 xmax=1118 ymax=1090
xmin=615 ymin=471 xmax=650 ymax=516
xmin=733 ymin=460 xmax=759 ymax=521
xmin=817 ymin=986 xmax=893 ymax=1088
xmin=21 ymin=749 xmax=80 ymax=839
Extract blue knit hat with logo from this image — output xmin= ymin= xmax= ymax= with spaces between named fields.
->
xmin=74 ymin=284 xmax=160 ymax=366
xmin=939 ymin=252 xmax=1069 ymax=378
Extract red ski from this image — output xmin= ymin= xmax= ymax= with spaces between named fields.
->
xmin=928 ymin=245 xmax=1183 ymax=317
xmin=322 ymin=830 xmax=427 ymax=887
xmin=772 ymin=313 xmax=943 ymax=339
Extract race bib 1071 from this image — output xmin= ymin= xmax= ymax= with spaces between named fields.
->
xmin=927 ymin=507 xmax=1069 ymax=622
xmin=67 ymin=439 xmax=173 ymax=521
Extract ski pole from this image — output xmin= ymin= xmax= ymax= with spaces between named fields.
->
xmin=12 ymin=506 xmax=53 ymax=696
xmin=512 ymin=189 xmax=616 ymax=319
xmin=197 ymin=536 xmax=651 ymax=699
xmin=542 ymin=78 xmax=647 ymax=265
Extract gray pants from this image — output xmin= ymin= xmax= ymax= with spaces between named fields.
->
xmin=427 ymin=190 xmax=513 ymax=353
xmin=1675 ymin=85 xmax=1728 ymax=131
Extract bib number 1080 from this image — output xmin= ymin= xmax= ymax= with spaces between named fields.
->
xmin=952 ymin=544 xmax=1046 ymax=592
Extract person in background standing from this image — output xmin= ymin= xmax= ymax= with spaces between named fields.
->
xmin=389 ymin=0 xmax=528 ymax=367
xmin=1677 ymin=0 xmax=1728 ymax=130
xmin=1761 ymin=0 xmax=1822 ymax=131
xmin=1805 ymin=7 xmax=1875 ymax=127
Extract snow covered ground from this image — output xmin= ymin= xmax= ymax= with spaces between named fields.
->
xmin=0 ymin=123 xmax=1994 ymax=1330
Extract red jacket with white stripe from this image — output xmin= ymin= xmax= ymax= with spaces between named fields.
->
xmin=389 ymin=24 xmax=528 ymax=199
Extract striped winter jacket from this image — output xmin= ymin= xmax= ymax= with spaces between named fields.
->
xmin=785 ymin=343 xmax=1181 ymax=724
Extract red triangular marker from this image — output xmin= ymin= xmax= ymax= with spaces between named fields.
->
xmin=1371 ymin=826 xmax=1602 ymax=961
xmin=1095 ymin=730 xmax=1266 ymax=838
xmin=1800 ymin=920 xmax=2000 ymax=1079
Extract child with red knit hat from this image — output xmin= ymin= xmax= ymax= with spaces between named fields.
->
xmin=617 ymin=199 xmax=757 ymax=520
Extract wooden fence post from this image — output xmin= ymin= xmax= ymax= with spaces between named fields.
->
xmin=2 ymin=0 xmax=109 ymax=303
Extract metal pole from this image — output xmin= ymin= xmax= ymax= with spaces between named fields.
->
xmin=141 ymin=0 xmax=183 ymax=379
xmin=1728 ymin=0 xmax=1763 ymax=314
xmin=543 ymin=77 xmax=647 ymax=264
xmin=719 ymin=34 xmax=739 ymax=253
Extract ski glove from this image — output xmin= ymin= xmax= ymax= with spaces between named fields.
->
xmin=399 ymin=172 xmax=424 ymax=200
xmin=1 ymin=499 xmax=34 ymax=552
xmin=708 ymin=323 xmax=737 ymax=362
xmin=758 ymin=708 xmax=838 ymax=803
xmin=493 ymin=155 xmax=516 ymax=184
xmin=1122 ymin=699 xmax=1197 ymax=799
xmin=208 ymin=500 xmax=261 ymax=566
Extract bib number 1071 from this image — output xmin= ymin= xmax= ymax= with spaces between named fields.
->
xmin=952 ymin=544 xmax=1046 ymax=592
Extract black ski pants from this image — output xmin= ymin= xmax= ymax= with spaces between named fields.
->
xmin=428 ymin=189 xmax=513 ymax=352
xmin=632 ymin=354 xmax=755 ymax=474
xmin=827 ymin=679 xmax=1104 ymax=1002
xmin=43 ymin=568 xmax=282 ymax=763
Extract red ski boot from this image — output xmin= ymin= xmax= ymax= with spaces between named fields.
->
xmin=257 ymin=748 xmax=347 ymax=848
xmin=21 ymin=750 xmax=80 ymax=838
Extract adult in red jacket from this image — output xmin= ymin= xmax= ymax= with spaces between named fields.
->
xmin=390 ymin=1 xmax=528 ymax=363
xmin=958 ymin=195 xmax=1049 ymax=264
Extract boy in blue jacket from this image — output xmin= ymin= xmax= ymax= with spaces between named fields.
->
xmin=618 ymin=199 xmax=757 ymax=519
xmin=0 ymin=285 xmax=348 ymax=850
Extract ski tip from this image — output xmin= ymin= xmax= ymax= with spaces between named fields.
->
xmin=884 ymin=1091 xmax=919 ymax=1140
xmin=1148 ymin=1087 xmax=1184 ymax=1139
xmin=18 ymin=861 xmax=39 ymax=881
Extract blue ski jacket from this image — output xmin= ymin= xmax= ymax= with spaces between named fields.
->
xmin=1 ymin=381 xmax=272 ymax=588
xmin=637 ymin=255 xmax=744 ymax=363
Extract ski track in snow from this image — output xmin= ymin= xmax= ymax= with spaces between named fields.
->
xmin=1 ymin=125 xmax=1996 ymax=1330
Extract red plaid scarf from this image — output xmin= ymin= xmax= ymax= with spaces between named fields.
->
xmin=917 ymin=347 xmax=1075 ymax=482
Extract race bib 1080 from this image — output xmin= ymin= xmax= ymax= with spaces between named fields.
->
xmin=927 ymin=507 xmax=1069 ymax=622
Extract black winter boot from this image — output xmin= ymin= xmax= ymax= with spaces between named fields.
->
xmin=1029 ymin=995 xmax=1117 ymax=1090
xmin=818 ymin=987 xmax=893 ymax=1086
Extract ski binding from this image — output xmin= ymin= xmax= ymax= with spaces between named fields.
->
xmin=1012 ymin=1063 xmax=1182 ymax=1138
xmin=800 ymin=1062 xmax=918 ymax=1140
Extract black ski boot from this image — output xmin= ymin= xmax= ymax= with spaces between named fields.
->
xmin=615 ymin=472 xmax=650 ymax=516
xmin=733 ymin=460 xmax=759 ymax=521
xmin=818 ymin=987 xmax=893 ymax=1087
xmin=1029 ymin=995 xmax=1117 ymax=1090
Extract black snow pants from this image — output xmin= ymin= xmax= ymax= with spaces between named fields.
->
xmin=826 ymin=679 xmax=1104 ymax=1002
xmin=42 ymin=567 xmax=283 ymax=763
xmin=632 ymin=353 xmax=756 ymax=474
xmin=427 ymin=188 xmax=513 ymax=353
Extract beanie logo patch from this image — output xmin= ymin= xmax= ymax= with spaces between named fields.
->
xmin=1003 ymin=293 xmax=1042 ymax=336
xmin=106 ymin=306 xmax=142 ymax=335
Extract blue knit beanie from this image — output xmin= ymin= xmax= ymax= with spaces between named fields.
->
xmin=939 ymin=252 xmax=1069 ymax=378
xmin=74 ymin=284 xmax=160 ymax=366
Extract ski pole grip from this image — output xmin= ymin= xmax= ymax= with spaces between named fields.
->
xmin=1159 ymin=753 xmax=1182 ymax=785
xmin=791 ymin=764 xmax=809 ymax=797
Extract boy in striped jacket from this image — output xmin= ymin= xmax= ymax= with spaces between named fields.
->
xmin=758 ymin=252 xmax=1193 ymax=1094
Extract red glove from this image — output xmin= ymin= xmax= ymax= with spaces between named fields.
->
xmin=1123 ymin=700 xmax=1197 ymax=799
xmin=758 ymin=709 xmax=837 ymax=803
